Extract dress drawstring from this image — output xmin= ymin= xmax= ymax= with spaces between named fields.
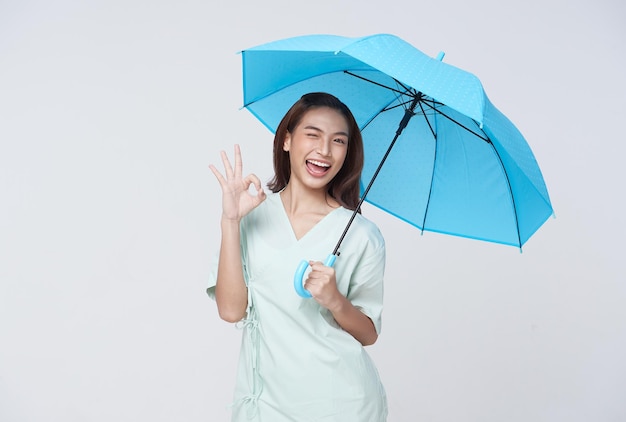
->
xmin=231 ymin=305 xmax=263 ymax=419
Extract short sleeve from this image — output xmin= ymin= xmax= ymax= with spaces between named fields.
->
xmin=345 ymin=225 xmax=386 ymax=334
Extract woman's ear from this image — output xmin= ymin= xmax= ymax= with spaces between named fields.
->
xmin=283 ymin=133 xmax=291 ymax=152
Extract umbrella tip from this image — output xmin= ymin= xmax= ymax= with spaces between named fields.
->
xmin=436 ymin=51 xmax=445 ymax=61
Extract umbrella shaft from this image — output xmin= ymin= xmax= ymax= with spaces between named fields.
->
xmin=396 ymin=96 xmax=419 ymax=135
xmin=332 ymin=100 xmax=419 ymax=255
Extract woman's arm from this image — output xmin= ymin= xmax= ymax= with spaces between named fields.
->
xmin=214 ymin=218 xmax=248 ymax=322
xmin=209 ymin=145 xmax=265 ymax=322
xmin=327 ymin=295 xmax=379 ymax=346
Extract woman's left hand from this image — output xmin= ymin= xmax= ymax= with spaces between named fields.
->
xmin=304 ymin=261 xmax=343 ymax=310
xmin=305 ymin=261 xmax=378 ymax=346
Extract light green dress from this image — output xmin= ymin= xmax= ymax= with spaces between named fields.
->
xmin=208 ymin=192 xmax=387 ymax=421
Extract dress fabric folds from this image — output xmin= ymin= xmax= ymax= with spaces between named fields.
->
xmin=208 ymin=193 xmax=387 ymax=421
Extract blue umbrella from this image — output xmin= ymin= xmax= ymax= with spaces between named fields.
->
xmin=240 ymin=34 xmax=553 ymax=297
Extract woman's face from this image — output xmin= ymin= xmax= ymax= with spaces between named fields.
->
xmin=283 ymin=106 xmax=349 ymax=192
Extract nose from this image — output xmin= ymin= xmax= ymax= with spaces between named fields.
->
xmin=317 ymin=137 xmax=331 ymax=156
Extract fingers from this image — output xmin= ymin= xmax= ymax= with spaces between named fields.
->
xmin=213 ymin=144 xmax=244 ymax=179
xmin=308 ymin=260 xmax=323 ymax=269
xmin=210 ymin=146 xmax=266 ymax=207
xmin=244 ymin=173 xmax=264 ymax=193
xmin=210 ymin=145 xmax=242 ymax=183
xmin=208 ymin=164 xmax=227 ymax=185
xmin=234 ymin=144 xmax=242 ymax=177
xmin=223 ymin=144 xmax=243 ymax=179
xmin=304 ymin=262 xmax=338 ymax=305
xmin=307 ymin=261 xmax=333 ymax=279
xmin=220 ymin=149 xmax=234 ymax=178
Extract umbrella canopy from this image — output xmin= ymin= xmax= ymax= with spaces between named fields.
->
xmin=242 ymin=33 xmax=553 ymax=249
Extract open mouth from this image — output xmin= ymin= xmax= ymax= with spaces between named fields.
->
xmin=306 ymin=159 xmax=331 ymax=176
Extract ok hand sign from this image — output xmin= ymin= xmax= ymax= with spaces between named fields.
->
xmin=209 ymin=144 xmax=266 ymax=222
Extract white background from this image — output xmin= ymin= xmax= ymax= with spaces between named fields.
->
xmin=1 ymin=1 xmax=624 ymax=421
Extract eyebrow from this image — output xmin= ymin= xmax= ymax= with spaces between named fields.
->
xmin=303 ymin=125 xmax=349 ymax=138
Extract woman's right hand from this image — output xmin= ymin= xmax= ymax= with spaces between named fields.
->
xmin=209 ymin=144 xmax=266 ymax=222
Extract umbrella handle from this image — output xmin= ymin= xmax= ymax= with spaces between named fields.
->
xmin=293 ymin=254 xmax=337 ymax=298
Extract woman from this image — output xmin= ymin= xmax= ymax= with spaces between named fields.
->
xmin=208 ymin=92 xmax=387 ymax=421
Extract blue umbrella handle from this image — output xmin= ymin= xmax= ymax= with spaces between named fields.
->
xmin=293 ymin=254 xmax=337 ymax=298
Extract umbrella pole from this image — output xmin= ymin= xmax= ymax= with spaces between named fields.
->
xmin=332 ymin=95 xmax=421 ymax=256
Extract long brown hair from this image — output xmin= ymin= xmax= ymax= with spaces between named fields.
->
xmin=267 ymin=92 xmax=364 ymax=211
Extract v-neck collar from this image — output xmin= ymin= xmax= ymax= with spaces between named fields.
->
xmin=271 ymin=192 xmax=344 ymax=243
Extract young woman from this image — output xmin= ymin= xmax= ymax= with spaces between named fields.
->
xmin=208 ymin=93 xmax=387 ymax=421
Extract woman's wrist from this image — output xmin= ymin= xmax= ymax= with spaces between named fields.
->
xmin=221 ymin=214 xmax=241 ymax=224
xmin=220 ymin=216 xmax=241 ymax=233
xmin=326 ymin=293 xmax=349 ymax=315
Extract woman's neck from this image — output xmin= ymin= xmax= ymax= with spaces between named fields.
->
xmin=280 ymin=183 xmax=339 ymax=217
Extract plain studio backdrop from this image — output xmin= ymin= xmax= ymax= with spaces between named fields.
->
xmin=1 ymin=1 xmax=624 ymax=421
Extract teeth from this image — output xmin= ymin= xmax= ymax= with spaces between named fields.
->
xmin=308 ymin=159 xmax=330 ymax=168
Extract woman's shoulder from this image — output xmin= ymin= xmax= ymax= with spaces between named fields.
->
xmin=336 ymin=207 xmax=385 ymax=247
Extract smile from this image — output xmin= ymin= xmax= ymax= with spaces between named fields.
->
xmin=306 ymin=159 xmax=331 ymax=175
